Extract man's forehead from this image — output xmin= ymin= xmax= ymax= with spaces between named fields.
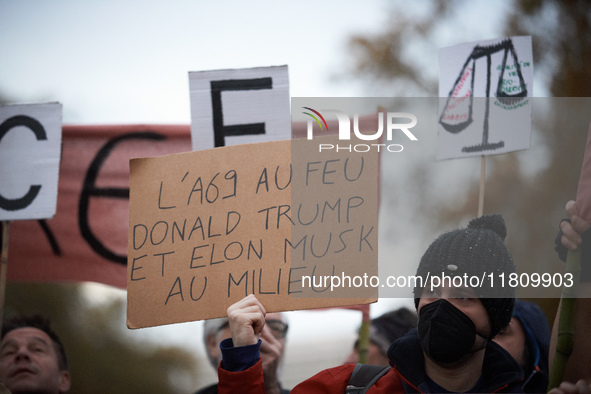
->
xmin=1 ymin=327 xmax=52 ymax=346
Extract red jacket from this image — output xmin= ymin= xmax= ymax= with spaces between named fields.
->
xmin=219 ymin=360 xmax=405 ymax=393
xmin=218 ymin=330 xmax=523 ymax=393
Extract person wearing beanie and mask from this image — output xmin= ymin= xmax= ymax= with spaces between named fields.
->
xmin=344 ymin=307 xmax=417 ymax=367
xmin=215 ymin=214 xmax=524 ymax=393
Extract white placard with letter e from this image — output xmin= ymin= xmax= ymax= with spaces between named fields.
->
xmin=189 ymin=65 xmax=291 ymax=151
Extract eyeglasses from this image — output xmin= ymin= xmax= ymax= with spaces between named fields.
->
xmin=266 ymin=319 xmax=288 ymax=339
xmin=216 ymin=319 xmax=288 ymax=339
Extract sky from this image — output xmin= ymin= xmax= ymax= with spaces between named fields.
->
xmin=1 ymin=0 xmax=390 ymax=124
xmin=1 ymin=0 xmax=518 ymax=390
xmin=0 ymin=0 xmax=513 ymax=124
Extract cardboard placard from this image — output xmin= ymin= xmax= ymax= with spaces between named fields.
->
xmin=437 ymin=36 xmax=533 ymax=160
xmin=189 ymin=66 xmax=291 ymax=150
xmin=0 ymin=103 xmax=62 ymax=220
xmin=127 ymin=136 xmax=378 ymax=328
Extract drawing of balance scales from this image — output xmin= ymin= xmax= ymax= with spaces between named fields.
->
xmin=439 ymin=38 xmax=529 ymax=154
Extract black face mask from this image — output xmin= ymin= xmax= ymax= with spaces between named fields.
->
xmin=418 ymin=299 xmax=484 ymax=364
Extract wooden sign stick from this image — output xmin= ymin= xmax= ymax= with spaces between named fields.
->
xmin=0 ymin=221 xmax=10 ymax=332
xmin=478 ymin=156 xmax=486 ymax=217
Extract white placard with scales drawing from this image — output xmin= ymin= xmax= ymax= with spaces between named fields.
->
xmin=437 ymin=36 xmax=533 ymax=161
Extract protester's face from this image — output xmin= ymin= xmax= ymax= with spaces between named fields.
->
xmin=0 ymin=327 xmax=70 ymax=394
xmin=493 ymin=317 xmax=526 ymax=368
xmin=418 ymin=284 xmax=491 ymax=344
xmin=262 ymin=313 xmax=288 ymax=342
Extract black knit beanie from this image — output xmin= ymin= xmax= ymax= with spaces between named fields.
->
xmin=413 ymin=214 xmax=516 ymax=339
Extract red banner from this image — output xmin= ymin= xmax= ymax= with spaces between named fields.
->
xmin=7 ymin=125 xmax=193 ymax=288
